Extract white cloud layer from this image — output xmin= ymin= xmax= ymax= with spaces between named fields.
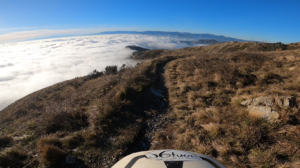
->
xmin=0 ymin=34 xmax=196 ymax=111
xmin=0 ymin=28 xmax=124 ymax=44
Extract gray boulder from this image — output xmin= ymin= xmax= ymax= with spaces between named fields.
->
xmin=247 ymin=106 xmax=279 ymax=121
xmin=275 ymin=96 xmax=296 ymax=107
xmin=241 ymin=96 xmax=296 ymax=121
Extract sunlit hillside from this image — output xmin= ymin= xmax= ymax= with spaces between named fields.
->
xmin=1 ymin=42 xmax=300 ymax=167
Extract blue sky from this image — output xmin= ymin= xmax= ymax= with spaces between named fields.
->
xmin=0 ymin=0 xmax=299 ymax=43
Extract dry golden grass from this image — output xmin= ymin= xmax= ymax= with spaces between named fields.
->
xmin=0 ymin=41 xmax=300 ymax=167
xmin=0 ymin=55 xmax=177 ymax=167
xmin=151 ymin=46 xmax=300 ymax=167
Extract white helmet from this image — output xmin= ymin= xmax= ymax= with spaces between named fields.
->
xmin=112 ymin=149 xmax=226 ymax=168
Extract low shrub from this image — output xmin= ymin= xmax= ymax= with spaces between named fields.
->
xmin=40 ymin=144 xmax=66 ymax=166
xmin=62 ymin=134 xmax=83 ymax=149
xmin=260 ymin=42 xmax=287 ymax=51
xmin=0 ymin=136 xmax=12 ymax=148
xmin=38 ymin=136 xmax=61 ymax=149
xmin=42 ymin=109 xmax=88 ymax=134
xmin=88 ymin=69 xmax=104 ymax=79
xmin=105 ymin=65 xmax=118 ymax=75
xmin=0 ymin=148 xmax=27 ymax=167
xmin=257 ymin=72 xmax=282 ymax=85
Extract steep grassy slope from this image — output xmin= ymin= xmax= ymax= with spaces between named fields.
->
xmin=0 ymin=58 xmax=180 ymax=167
xmin=177 ymin=41 xmax=297 ymax=52
xmin=1 ymin=42 xmax=300 ymax=167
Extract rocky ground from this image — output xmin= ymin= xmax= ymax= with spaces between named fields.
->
xmin=126 ymin=58 xmax=176 ymax=153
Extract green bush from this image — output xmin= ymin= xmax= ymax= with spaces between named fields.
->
xmin=261 ymin=42 xmax=287 ymax=51
xmin=88 ymin=69 xmax=103 ymax=79
xmin=105 ymin=65 xmax=118 ymax=75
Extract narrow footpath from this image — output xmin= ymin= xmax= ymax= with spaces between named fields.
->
xmin=131 ymin=57 xmax=178 ymax=153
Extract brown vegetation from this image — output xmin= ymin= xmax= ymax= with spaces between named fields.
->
xmin=39 ymin=144 xmax=66 ymax=166
xmin=0 ymin=148 xmax=28 ymax=167
xmin=0 ymin=57 xmax=175 ymax=167
xmin=151 ymin=46 xmax=300 ymax=167
xmin=0 ymin=41 xmax=300 ymax=167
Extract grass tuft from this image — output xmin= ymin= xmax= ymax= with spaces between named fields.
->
xmin=40 ymin=144 xmax=66 ymax=166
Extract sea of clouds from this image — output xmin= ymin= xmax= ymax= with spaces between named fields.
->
xmin=0 ymin=34 xmax=202 ymax=111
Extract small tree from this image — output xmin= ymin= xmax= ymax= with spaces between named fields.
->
xmin=105 ymin=65 xmax=118 ymax=75
xmin=88 ymin=69 xmax=103 ymax=79
xmin=119 ymin=64 xmax=126 ymax=72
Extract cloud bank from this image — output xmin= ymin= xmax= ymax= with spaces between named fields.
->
xmin=0 ymin=28 xmax=124 ymax=44
xmin=0 ymin=34 xmax=197 ymax=111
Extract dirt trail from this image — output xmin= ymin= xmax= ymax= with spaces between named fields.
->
xmin=129 ymin=57 xmax=178 ymax=153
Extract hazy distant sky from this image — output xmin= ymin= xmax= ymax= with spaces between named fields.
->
xmin=0 ymin=0 xmax=299 ymax=43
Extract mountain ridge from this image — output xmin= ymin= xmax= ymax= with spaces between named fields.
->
xmin=95 ymin=30 xmax=251 ymax=42
xmin=180 ymin=39 xmax=219 ymax=45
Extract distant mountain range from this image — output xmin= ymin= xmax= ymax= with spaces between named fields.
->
xmin=95 ymin=31 xmax=250 ymax=42
xmin=180 ymin=39 xmax=219 ymax=45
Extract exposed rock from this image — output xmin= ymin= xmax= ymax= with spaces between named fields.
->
xmin=107 ymin=137 xmax=116 ymax=142
xmin=289 ymin=66 xmax=296 ymax=71
xmin=66 ymin=155 xmax=77 ymax=164
xmin=255 ymin=97 xmax=273 ymax=106
xmin=241 ymin=96 xmax=296 ymax=121
xmin=151 ymin=141 xmax=161 ymax=146
xmin=275 ymin=96 xmax=296 ymax=107
xmin=150 ymin=88 xmax=164 ymax=98
xmin=247 ymin=106 xmax=279 ymax=121
xmin=240 ymin=99 xmax=252 ymax=106
xmin=71 ymin=148 xmax=78 ymax=152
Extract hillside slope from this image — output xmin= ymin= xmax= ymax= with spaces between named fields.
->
xmin=1 ymin=42 xmax=300 ymax=167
